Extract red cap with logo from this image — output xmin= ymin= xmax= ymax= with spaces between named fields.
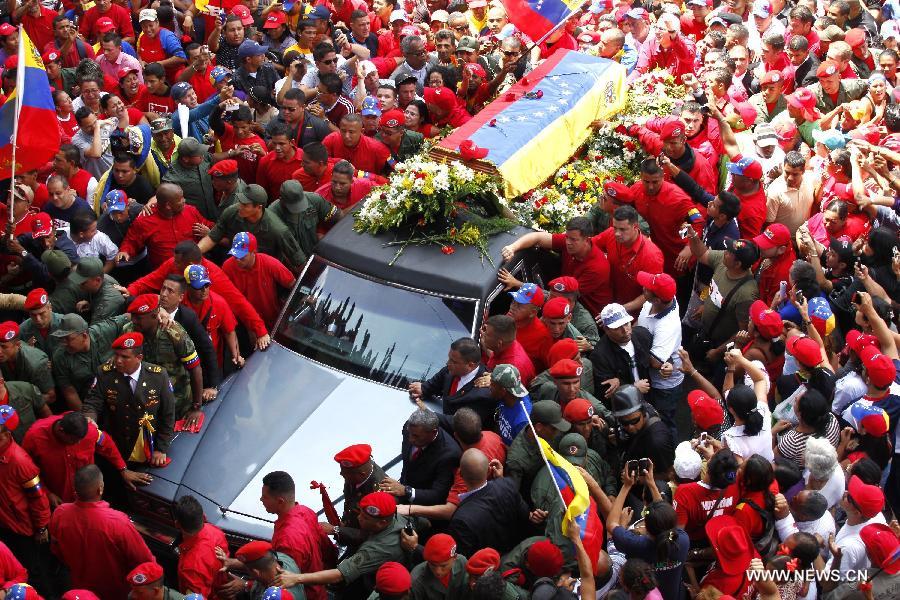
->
xmin=752 ymin=223 xmax=791 ymax=250
xmin=846 ymin=329 xmax=880 ymax=355
xmin=466 ymin=548 xmax=501 ymax=575
xmin=112 ymin=332 xmax=144 ymax=349
xmin=126 ymin=562 xmax=164 ymax=587
xmin=208 ymin=159 xmax=239 ymax=177
xmin=24 ymin=288 xmax=49 ymax=311
xmin=263 ymin=10 xmax=287 ymax=28
xmin=0 ymin=321 xmax=19 ymax=341
xmin=542 ymin=297 xmax=571 ymax=319
xmin=759 ymin=70 xmax=783 ymax=86
xmin=359 ymin=491 xmax=397 ymax=518
xmin=127 ymin=294 xmax=159 ymax=314
xmin=548 ymin=276 xmax=579 ymax=294
xmin=96 ymin=16 xmax=116 ymax=33
xmin=688 ymin=390 xmax=724 ymax=430
xmin=31 ymin=213 xmax=53 ymax=238
xmin=42 ymin=49 xmax=60 ymax=64
xmin=860 ymin=345 xmax=897 ymax=388
xmin=549 ymin=358 xmax=583 ymax=379
xmin=235 ymin=540 xmax=273 ymax=563
xmin=635 ymin=271 xmax=676 ymax=302
xmin=749 ymin=300 xmax=783 ymax=340
xmin=603 ymin=181 xmax=633 ymax=203
xmin=816 ymin=60 xmax=840 ymax=78
xmin=660 ymin=120 xmax=685 ymax=141
xmin=423 ymin=533 xmax=457 ymax=563
xmin=786 ymin=335 xmax=822 ymax=368
xmin=562 ymin=398 xmax=594 ymax=423
xmin=860 ymin=523 xmax=900 ymax=574
xmin=379 ymin=109 xmax=406 ymax=128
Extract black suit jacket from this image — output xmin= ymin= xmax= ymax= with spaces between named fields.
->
xmin=421 ymin=365 xmax=495 ymax=430
xmin=173 ymin=305 xmax=221 ymax=388
xmin=794 ymin=54 xmax=820 ymax=89
xmin=447 ymin=478 xmax=529 ymax=557
xmin=399 ymin=426 xmax=461 ymax=506
xmin=588 ymin=326 xmax=653 ymax=399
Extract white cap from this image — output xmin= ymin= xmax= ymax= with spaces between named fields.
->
xmin=751 ymin=0 xmax=772 ymax=18
xmin=359 ymin=60 xmax=378 ymax=77
xmin=139 ymin=8 xmax=158 ymax=22
xmin=674 ymin=441 xmax=702 ymax=481
xmin=390 ymin=9 xmax=409 ymax=23
xmin=882 ymin=20 xmax=900 ymax=40
xmin=430 ymin=9 xmax=450 ymax=22
xmin=598 ymin=303 xmax=633 ymax=329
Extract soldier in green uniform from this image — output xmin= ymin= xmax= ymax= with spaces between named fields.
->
xmin=532 ymin=360 xmax=612 ymax=427
xmin=52 ymin=313 xmax=128 ymax=410
xmin=326 ymin=443 xmax=388 ymax=551
xmin=123 ymin=294 xmax=203 ymax=427
xmin=545 ymin=277 xmax=600 ymax=346
xmin=409 ymin=534 xmax=468 ymax=600
xmin=268 ymin=180 xmax=339 ymax=263
xmin=126 ymin=561 xmax=185 ymax=600
xmin=69 ymin=257 xmax=126 ymax=324
xmin=275 ymin=492 xmax=409 ymax=597
xmin=368 ymin=562 xmax=412 ymax=600
xmin=0 ymin=321 xmax=56 ymax=407
xmin=587 ymin=181 xmax=651 ymax=237
xmin=376 ymin=109 xmax=424 ymax=162
xmin=82 ymin=332 xmax=176 ymax=467
xmin=218 ymin=541 xmax=305 ymax=600
xmin=505 ymin=401 xmax=569 ymax=493
xmin=465 ymin=549 xmax=527 ymax=600
xmin=19 ymin=288 xmax=65 ymax=358
xmin=563 ymin=398 xmax=619 ymax=476
xmin=161 ymin=138 xmax=218 ymax=221
xmin=0 ymin=375 xmax=50 ymax=443
xmin=44 ymin=250 xmax=79 ymax=314
xmin=198 ymin=184 xmax=306 ymax=272
xmin=528 ymin=342 xmax=596 ymax=401
xmin=209 ymin=158 xmax=249 ymax=216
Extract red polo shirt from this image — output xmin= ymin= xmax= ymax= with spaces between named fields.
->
xmin=446 ymin=431 xmax=507 ymax=505
xmin=0 ymin=438 xmax=49 ymax=536
xmin=514 ymin=316 xmax=553 ymax=373
xmin=293 ymin=158 xmax=338 ymax=193
xmin=257 ymin=148 xmax=304 ymax=201
xmin=733 ymin=185 xmax=767 ymax=240
xmin=486 ymin=340 xmax=536 ymax=386
xmin=217 ymin=123 xmax=266 ymax=184
xmin=0 ymin=542 xmax=26 ymax=587
xmin=223 ymin=253 xmax=296 ymax=330
xmin=79 ymin=4 xmax=134 ymax=43
xmin=182 ymin=291 xmax=237 ymax=366
xmin=629 ymin=180 xmax=702 ymax=275
xmin=757 ymin=246 xmax=796 ymax=306
xmin=272 ymin=504 xmax=332 ymax=600
xmin=20 ymin=7 xmax=58 ymax=52
xmin=178 ymin=523 xmax=230 ymax=597
xmin=551 ymin=233 xmax=612 ymax=317
xmin=118 ymin=204 xmax=212 ymax=268
xmin=23 ymin=414 xmax=127 ymax=503
xmin=593 ymin=230 xmax=665 ymax=306
xmin=322 ymin=132 xmax=391 ymax=174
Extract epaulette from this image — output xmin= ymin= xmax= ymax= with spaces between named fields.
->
xmin=148 ymin=364 xmax=164 ymax=373
xmin=101 ymin=363 xmax=113 ymax=372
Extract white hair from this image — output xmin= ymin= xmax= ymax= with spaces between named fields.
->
xmin=804 ymin=436 xmax=838 ymax=481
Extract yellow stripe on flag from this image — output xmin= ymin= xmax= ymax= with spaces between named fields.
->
xmin=537 ymin=437 xmax=590 ymax=537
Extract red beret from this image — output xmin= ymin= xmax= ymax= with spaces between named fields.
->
xmin=379 ymin=109 xmax=406 ymax=128
xmin=208 ymin=159 xmax=239 ymax=177
xmin=334 ymin=443 xmax=372 ymax=468
xmin=127 ymin=294 xmax=159 ymax=314
xmin=359 ymin=491 xmax=396 ymax=518
xmin=24 ymin=288 xmax=49 ymax=311
xmin=562 ymin=398 xmax=594 ymax=423
xmin=375 ymin=562 xmax=412 ymax=595
xmin=542 ymin=297 xmax=571 ymax=319
xmin=235 ymin=540 xmax=273 ymax=563
xmin=660 ymin=120 xmax=685 ymax=141
xmin=548 ymin=276 xmax=578 ymax=294
xmin=816 ymin=60 xmax=840 ymax=78
xmin=525 ymin=539 xmax=564 ymax=577
xmin=845 ymin=28 xmax=866 ymax=48
xmin=759 ymin=70 xmax=783 ymax=86
xmin=546 ymin=338 xmax=579 ymax=367
xmin=126 ymin=562 xmax=164 ymax=587
xmin=549 ymin=358 xmax=583 ymax=379
xmin=603 ymin=181 xmax=633 ymax=203
xmin=466 ymin=548 xmax=500 ymax=575
xmin=61 ymin=591 xmax=101 ymax=600
xmin=687 ymin=390 xmax=724 ymax=430
xmin=0 ymin=321 xmax=19 ymax=341
xmin=112 ymin=332 xmax=144 ymax=350
xmin=423 ymin=533 xmax=457 ymax=563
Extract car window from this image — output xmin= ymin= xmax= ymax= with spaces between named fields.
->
xmin=275 ymin=257 xmax=477 ymax=388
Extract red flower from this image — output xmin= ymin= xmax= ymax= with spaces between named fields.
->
xmin=624 ymin=141 xmax=636 ymax=151
xmin=449 ymin=227 xmax=458 ymax=236
xmin=615 ymin=174 xmax=625 ymax=182
xmin=489 ymin=119 xmax=497 ymax=127
xmin=561 ymin=173 xmax=569 ymax=181
xmin=615 ymin=124 xmax=628 ymax=135
xmin=415 ymin=172 xmax=427 ymax=179
xmin=536 ymin=90 xmax=543 ymax=98
xmin=417 ymin=217 xmax=426 ymax=227
xmin=441 ymin=246 xmax=455 ymax=255
xmin=578 ymin=181 xmax=588 ymax=191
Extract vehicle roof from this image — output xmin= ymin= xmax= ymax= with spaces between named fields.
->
xmin=315 ymin=212 xmax=534 ymax=299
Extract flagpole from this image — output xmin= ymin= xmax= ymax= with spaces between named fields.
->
xmin=519 ymin=400 xmax=568 ymax=510
xmin=8 ymin=25 xmax=24 ymax=228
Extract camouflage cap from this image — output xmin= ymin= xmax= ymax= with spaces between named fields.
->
xmin=490 ymin=364 xmax=528 ymax=397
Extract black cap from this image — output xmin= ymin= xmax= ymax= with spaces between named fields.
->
xmin=724 ymin=237 xmax=760 ymax=269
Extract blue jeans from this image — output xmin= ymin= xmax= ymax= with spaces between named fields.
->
xmin=650 ymin=384 xmax=683 ymax=443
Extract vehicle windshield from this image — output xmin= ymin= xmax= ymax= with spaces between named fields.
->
xmin=275 ymin=257 xmax=478 ymax=387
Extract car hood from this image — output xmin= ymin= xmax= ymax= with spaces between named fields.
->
xmin=144 ymin=343 xmax=410 ymax=538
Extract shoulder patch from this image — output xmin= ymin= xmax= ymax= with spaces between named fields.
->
xmin=101 ymin=363 xmax=113 ymax=372
xmin=148 ymin=364 xmax=164 ymax=373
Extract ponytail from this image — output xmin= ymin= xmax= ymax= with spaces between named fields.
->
xmin=726 ymin=385 xmax=763 ymax=435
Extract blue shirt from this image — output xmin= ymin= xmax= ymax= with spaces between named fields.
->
xmin=612 ymin=525 xmax=690 ymax=600
xmin=498 ymin=395 xmax=531 ymax=446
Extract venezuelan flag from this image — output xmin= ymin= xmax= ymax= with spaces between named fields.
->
xmin=538 ymin=437 xmax=605 ymax=571
xmin=0 ymin=28 xmax=60 ymax=180
xmin=437 ymin=50 xmax=626 ymax=197
xmin=502 ymin=0 xmax=582 ymax=42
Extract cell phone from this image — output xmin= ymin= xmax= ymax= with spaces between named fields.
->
xmin=725 ymin=341 xmax=735 ymax=352
xmin=852 ymin=292 xmax=862 ymax=305
xmin=700 ymin=105 xmax=711 ymax=116
xmin=795 ymin=289 xmax=805 ymax=304
xmin=699 ymin=432 xmax=709 ymax=445
xmin=638 ymin=458 xmax=651 ymax=472
xmin=403 ymin=520 xmax=414 ymax=536
xmin=893 ymin=246 xmax=900 ymax=260
xmin=679 ymin=224 xmax=691 ymax=239
xmin=627 ymin=460 xmax=639 ymax=477
xmin=779 ymin=280 xmax=787 ymax=298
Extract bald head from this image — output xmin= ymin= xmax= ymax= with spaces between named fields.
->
xmin=74 ymin=464 xmax=103 ymax=500
xmin=156 ymin=182 xmax=183 ymax=204
xmin=459 ymin=448 xmax=489 ymax=487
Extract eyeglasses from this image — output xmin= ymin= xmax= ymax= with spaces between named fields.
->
xmin=320 ymin=58 xmax=338 ymax=65
xmin=503 ymin=50 xmax=519 ymax=57
xmin=406 ymin=49 xmax=427 ymax=56
xmin=452 ymin=25 xmax=469 ymax=32
xmin=618 ymin=415 xmax=642 ymax=427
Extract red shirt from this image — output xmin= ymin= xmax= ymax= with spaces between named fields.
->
xmin=223 ymin=253 xmax=296 ymax=330
xmin=49 ymin=500 xmax=154 ymax=600
xmin=700 ymin=567 xmax=755 ymax=598
xmin=538 ymin=32 xmax=577 ymax=59
xmin=217 ymin=124 xmax=266 ymax=184
xmin=733 ymin=483 xmax=779 ymax=540
xmin=757 ymin=247 xmax=796 ymax=306
xmin=134 ymin=88 xmax=177 ymax=115
xmin=0 ymin=541 xmax=26 ymax=588
xmin=732 ymin=184 xmax=767 ymax=240
xmin=680 ymin=14 xmax=707 ymax=40
xmin=22 ymin=414 xmax=127 ymax=503
xmin=551 ymin=233 xmax=612 ymax=316
xmin=447 ymin=431 xmax=507 ymax=505
xmin=80 ymin=4 xmax=134 ymax=43
xmin=514 ymin=316 xmax=553 ymax=373
xmin=322 ymin=132 xmax=391 ymax=174
xmin=20 ymin=7 xmax=58 ymax=52
xmin=128 ymin=258 xmax=268 ymax=338
xmin=188 ymin=64 xmax=217 ymax=103
xmin=592 ymin=230 xmax=665 ymax=306
xmin=178 ymin=523 xmax=229 ymax=598
xmin=0 ymin=438 xmax=50 ymax=536
xmin=68 ymin=169 xmax=94 ymax=202
xmin=487 ymin=340 xmax=536 ymax=386
xmin=272 ymin=504 xmax=332 ymax=600
xmin=32 ymin=183 xmax=49 ymax=210
xmin=630 ymin=180 xmax=701 ymax=274
xmin=315 ymin=178 xmax=376 ymax=211
xmin=57 ymin=113 xmax=81 ymax=143
xmin=44 ymin=38 xmax=96 ymax=69
xmin=293 ymin=159 xmax=337 ymax=193
xmin=673 ymin=481 xmax=739 ymax=542
xmin=257 ymin=148 xmax=305 ymax=202
xmin=182 ymin=291 xmax=237 ymax=366
xmin=118 ymin=204 xmax=211 ymax=268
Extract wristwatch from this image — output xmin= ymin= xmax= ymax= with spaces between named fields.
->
xmin=20 ymin=250 xmax=27 ymax=257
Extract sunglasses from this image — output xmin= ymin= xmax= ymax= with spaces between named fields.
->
xmin=452 ymin=25 xmax=469 ymax=31
xmin=503 ymin=50 xmax=519 ymax=57
xmin=618 ymin=415 xmax=641 ymax=427
xmin=320 ymin=58 xmax=338 ymax=65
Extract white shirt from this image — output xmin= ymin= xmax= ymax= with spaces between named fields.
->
xmin=125 ymin=364 xmax=142 ymax=393
xmin=637 ymin=300 xmax=683 ymax=390
xmin=832 ymin=371 xmax=868 ymax=414
xmin=804 ymin=465 xmax=846 ymax=509
xmin=775 ymin=511 xmax=837 ymax=558
xmin=721 ymin=400 xmax=774 ymax=461
xmin=456 ymin=366 xmax=479 ymax=391
xmin=76 ymin=230 xmax=118 ymax=261
xmin=826 ymin=512 xmax=888 ymax=574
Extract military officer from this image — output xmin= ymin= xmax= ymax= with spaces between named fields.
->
xmin=19 ymin=288 xmax=65 ymax=358
xmin=505 ymin=401 xmax=569 ymax=493
xmin=69 ymin=257 xmax=126 ymax=324
xmin=325 ymin=444 xmax=387 ymax=551
xmin=51 ymin=313 xmax=127 ymax=410
xmin=409 ymin=534 xmax=468 ymax=600
xmin=197 ymin=184 xmax=306 ymax=272
xmin=82 ymin=332 xmax=175 ymax=467
xmin=545 ymin=277 xmax=599 ymax=346
xmin=208 ymin=158 xmax=249 ymax=214
xmin=217 ymin=541 xmax=305 ymax=600
xmin=0 ymin=321 xmax=56 ymax=407
xmin=124 ymin=294 xmax=203 ymax=428
xmin=0 ymin=374 xmax=50 ymax=443
xmin=268 ymin=180 xmax=339 ymax=264
xmin=534 ymin=360 xmax=611 ymax=427
xmin=126 ymin=561 xmax=186 ymax=600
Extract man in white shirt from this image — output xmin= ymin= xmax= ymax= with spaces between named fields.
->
xmin=826 ymin=475 xmax=887 ymax=575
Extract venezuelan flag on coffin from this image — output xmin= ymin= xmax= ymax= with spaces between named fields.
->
xmin=0 ymin=28 xmax=60 ymax=180
xmin=502 ymin=0 xmax=582 ymax=42
xmin=438 ymin=50 xmax=626 ymax=198
xmin=538 ymin=438 xmax=604 ymax=571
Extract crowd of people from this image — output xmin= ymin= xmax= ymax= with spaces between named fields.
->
xmin=0 ymin=0 xmax=898 ymax=599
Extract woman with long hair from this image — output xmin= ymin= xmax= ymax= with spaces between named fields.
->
xmin=721 ymin=352 xmax=773 ymax=461
xmin=732 ymin=455 xmax=777 ymax=552
xmin=774 ymin=388 xmax=840 ymax=467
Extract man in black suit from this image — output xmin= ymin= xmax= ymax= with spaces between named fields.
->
xmin=447 ymin=448 xmax=529 ymax=557
xmin=408 ymin=337 xmax=494 ymax=429
xmin=588 ymin=303 xmax=653 ymax=401
xmin=788 ymin=35 xmax=820 ymax=89
xmin=379 ymin=408 xmax=461 ymax=506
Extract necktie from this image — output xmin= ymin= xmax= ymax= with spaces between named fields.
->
xmin=449 ymin=377 xmax=460 ymax=395
xmin=410 ymin=446 xmax=422 ymax=461
xmin=129 ymin=376 xmax=137 ymax=393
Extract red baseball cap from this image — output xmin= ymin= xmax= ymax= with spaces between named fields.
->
xmin=860 ymin=345 xmax=897 ymax=388
xmin=786 ymin=335 xmax=822 ymax=368
xmin=687 ymin=390 xmax=724 ymax=430
xmin=230 ymin=4 xmax=254 ymax=25
xmin=562 ymin=398 xmax=594 ymax=423
xmin=752 ymin=223 xmax=791 ymax=250
xmin=660 ymin=120 xmax=685 ymax=141
xmin=846 ymin=329 xmax=880 ymax=355
xmin=263 ymin=10 xmax=287 ymax=29
xmin=334 ymin=443 xmax=372 ymax=468
xmin=860 ymin=523 xmax=900 ymax=574
xmin=0 ymin=23 xmax=15 ymax=36
xmin=749 ymin=300 xmax=783 ymax=340
xmin=118 ymin=66 xmax=140 ymax=79
xmin=786 ymin=87 xmax=818 ymax=112
xmin=31 ymin=212 xmax=53 ymax=238
xmin=847 ymin=474 xmax=884 ymax=519
xmin=542 ymin=296 xmax=571 ymax=319
xmin=96 ymin=16 xmax=116 ymax=33
xmin=379 ymin=109 xmax=405 ymax=128
xmin=423 ymin=533 xmax=457 ymax=563
xmin=636 ymin=271 xmax=676 ymax=302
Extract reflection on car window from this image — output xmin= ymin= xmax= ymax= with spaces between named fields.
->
xmin=276 ymin=258 xmax=477 ymax=387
